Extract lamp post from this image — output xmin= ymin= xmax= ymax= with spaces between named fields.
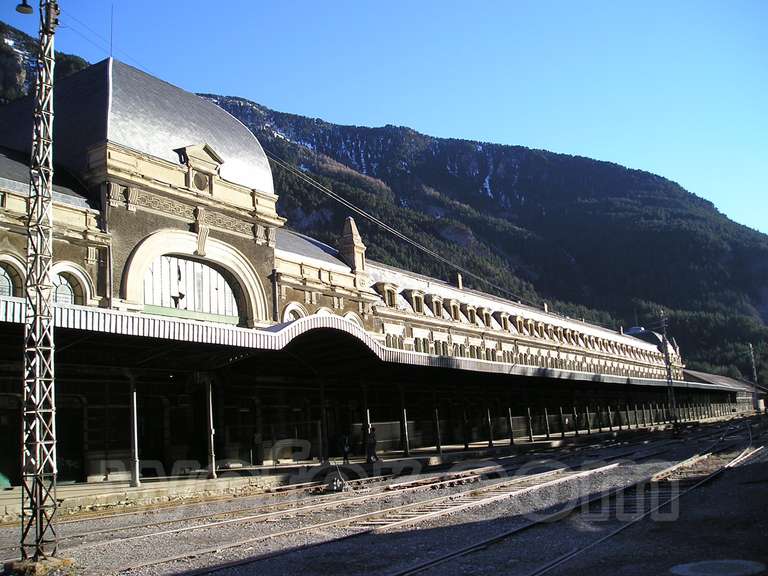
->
xmin=659 ymin=310 xmax=679 ymax=425
xmin=748 ymin=343 xmax=759 ymax=411
xmin=16 ymin=0 xmax=60 ymax=561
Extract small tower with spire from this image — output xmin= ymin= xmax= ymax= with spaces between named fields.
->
xmin=339 ymin=216 xmax=367 ymax=285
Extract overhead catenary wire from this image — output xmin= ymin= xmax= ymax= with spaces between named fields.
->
xmin=267 ymin=151 xmax=639 ymax=332
xmin=58 ymin=7 xmax=154 ymax=74
xmin=266 ymin=151 xmax=536 ymax=304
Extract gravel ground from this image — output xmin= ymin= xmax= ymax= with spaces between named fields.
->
xmin=63 ymin=457 xmax=576 ymax=574
xmin=407 ymin=441 xmax=766 ymax=576
xmin=0 ymin=422 xmax=739 ymax=576
xmin=200 ymin=448 xmax=696 ymax=576
xmin=0 ymin=437 xmax=627 ymax=552
xmin=118 ymin=431 xmax=718 ymax=576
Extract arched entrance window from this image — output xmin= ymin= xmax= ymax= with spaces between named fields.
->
xmin=53 ymin=273 xmax=77 ymax=304
xmin=143 ymin=254 xmax=240 ymax=324
xmin=0 ymin=265 xmax=15 ymax=297
xmin=0 ymin=260 xmax=23 ymax=298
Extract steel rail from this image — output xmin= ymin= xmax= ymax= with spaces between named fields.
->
xmin=30 ymin=422 xmax=728 ymax=575
xmin=0 ymin=421 xmax=727 ymax=561
xmin=50 ymin=461 xmax=571 ymax=556
xmin=109 ymin=462 xmax=620 ymax=575
xmin=1 ymin=425 xmax=653 ymax=542
xmin=0 ymin=411 xmax=727 ymax=537
xmin=385 ymin=420 xmax=760 ymax=576
xmin=523 ymin=431 xmax=761 ymax=576
xmin=0 ymin=468 xmax=398 ymax=532
xmin=48 ymin=438 xmax=671 ymax=554
xmin=0 ymin=452 xmax=538 ymax=558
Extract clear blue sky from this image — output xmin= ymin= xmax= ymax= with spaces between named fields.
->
xmin=5 ymin=0 xmax=766 ymax=233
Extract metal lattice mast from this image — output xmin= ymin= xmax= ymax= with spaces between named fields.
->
xmin=21 ymin=0 xmax=60 ymax=561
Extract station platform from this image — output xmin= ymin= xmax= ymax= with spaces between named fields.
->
xmin=0 ymin=415 xmax=738 ymax=524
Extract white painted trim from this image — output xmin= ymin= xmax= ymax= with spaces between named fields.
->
xmin=0 ymin=252 xmax=25 ymax=278
xmin=282 ymin=301 xmax=308 ymax=322
xmin=342 ymin=311 xmax=364 ymax=328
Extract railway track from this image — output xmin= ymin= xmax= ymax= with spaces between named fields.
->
xmin=0 ymin=418 xmax=742 ymax=575
xmin=0 ymin=424 xmax=690 ymax=556
xmin=383 ymin=419 xmax=763 ymax=576
xmin=112 ymin=461 xmax=621 ymax=575
xmin=0 ymin=451 xmax=560 ymax=560
xmin=1 ymin=413 xmax=711 ymax=533
xmin=104 ymin=427 xmax=724 ymax=575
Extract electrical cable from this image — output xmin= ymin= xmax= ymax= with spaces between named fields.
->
xmin=58 ymin=7 xmax=153 ymax=74
xmin=265 ymin=150 xmax=638 ymax=333
xmin=267 ymin=150 xmax=535 ymax=303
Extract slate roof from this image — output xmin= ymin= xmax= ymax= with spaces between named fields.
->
xmin=0 ymin=59 xmax=273 ymax=194
xmin=275 ymin=228 xmax=347 ymax=268
xmin=0 ymin=146 xmax=93 ymax=209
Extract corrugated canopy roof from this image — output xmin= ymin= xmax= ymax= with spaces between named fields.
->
xmin=684 ymin=369 xmax=756 ymax=393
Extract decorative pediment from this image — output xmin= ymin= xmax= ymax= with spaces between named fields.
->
xmin=175 ymin=143 xmax=224 ymax=194
xmin=175 ymin=143 xmax=224 ymax=169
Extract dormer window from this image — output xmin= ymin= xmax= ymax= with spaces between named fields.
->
xmin=446 ymin=300 xmax=461 ymax=321
xmin=426 ymin=295 xmax=443 ymax=319
xmin=374 ymin=282 xmax=399 ymax=308
xmin=403 ymin=289 xmax=425 ymax=315
xmin=477 ymin=307 xmax=492 ymax=327
xmin=501 ymin=316 xmax=510 ymax=331
xmin=468 ymin=309 xmax=476 ymax=324
xmin=414 ymin=295 xmax=424 ymax=314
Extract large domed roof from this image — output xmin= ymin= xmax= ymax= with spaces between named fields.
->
xmin=0 ymin=58 xmax=274 ymax=195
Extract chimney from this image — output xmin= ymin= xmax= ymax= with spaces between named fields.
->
xmin=543 ymin=303 xmax=548 ymax=313
xmin=338 ymin=217 xmax=367 ymax=276
xmin=455 ymin=272 xmax=463 ymax=290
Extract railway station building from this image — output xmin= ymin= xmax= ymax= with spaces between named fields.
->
xmin=0 ymin=59 xmax=755 ymax=487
